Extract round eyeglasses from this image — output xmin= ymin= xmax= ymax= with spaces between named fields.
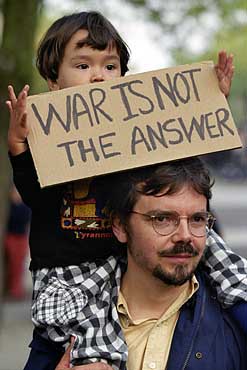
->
xmin=129 ymin=210 xmax=216 ymax=237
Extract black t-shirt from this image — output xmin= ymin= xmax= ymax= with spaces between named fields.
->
xmin=10 ymin=150 xmax=124 ymax=270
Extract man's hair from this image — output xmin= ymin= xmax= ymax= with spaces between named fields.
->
xmin=107 ymin=156 xmax=213 ymax=224
xmin=36 ymin=11 xmax=130 ymax=81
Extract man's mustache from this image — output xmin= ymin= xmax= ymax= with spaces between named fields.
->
xmin=158 ymin=242 xmax=199 ymax=257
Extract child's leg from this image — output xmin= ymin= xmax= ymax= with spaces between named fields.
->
xmin=23 ymin=329 xmax=65 ymax=370
xmin=32 ymin=257 xmax=127 ymax=370
xmin=203 ymin=229 xmax=247 ymax=306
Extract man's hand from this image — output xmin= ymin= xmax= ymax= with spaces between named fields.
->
xmin=55 ymin=341 xmax=113 ymax=370
xmin=215 ymin=50 xmax=234 ymax=98
xmin=6 ymin=84 xmax=30 ymax=155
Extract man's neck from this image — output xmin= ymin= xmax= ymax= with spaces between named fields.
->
xmin=121 ymin=264 xmax=189 ymax=321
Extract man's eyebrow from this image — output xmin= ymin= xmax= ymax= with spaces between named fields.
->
xmin=144 ymin=209 xmax=169 ymax=216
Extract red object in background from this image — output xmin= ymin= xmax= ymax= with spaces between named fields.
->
xmin=4 ymin=186 xmax=31 ymax=300
xmin=4 ymin=233 xmax=29 ymax=299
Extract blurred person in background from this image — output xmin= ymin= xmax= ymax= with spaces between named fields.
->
xmin=4 ymin=185 xmax=31 ymax=300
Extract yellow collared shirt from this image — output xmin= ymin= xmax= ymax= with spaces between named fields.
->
xmin=117 ymin=276 xmax=199 ymax=370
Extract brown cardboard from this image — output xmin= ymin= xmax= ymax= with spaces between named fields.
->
xmin=27 ymin=61 xmax=242 ymax=187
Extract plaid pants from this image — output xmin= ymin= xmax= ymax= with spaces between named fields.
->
xmin=32 ymin=256 xmax=127 ymax=369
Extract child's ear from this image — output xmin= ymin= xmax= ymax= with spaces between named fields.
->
xmin=112 ymin=217 xmax=128 ymax=243
xmin=47 ymin=79 xmax=60 ymax=91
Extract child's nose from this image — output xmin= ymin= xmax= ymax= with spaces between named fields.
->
xmin=90 ymin=68 xmax=104 ymax=83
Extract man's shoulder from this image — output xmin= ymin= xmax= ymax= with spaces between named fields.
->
xmin=196 ymin=270 xmax=246 ymax=344
xmin=169 ymin=272 xmax=247 ymax=369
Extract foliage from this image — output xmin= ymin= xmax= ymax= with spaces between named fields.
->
xmin=125 ymin=0 xmax=247 ymax=128
xmin=0 ymin=0 xmax=43 ymax=299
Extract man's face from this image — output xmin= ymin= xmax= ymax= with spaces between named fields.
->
xmin=48 ymin=29 xmax=121 ymax=90
xmin=114 ymin=185 xmax=207 ymax=286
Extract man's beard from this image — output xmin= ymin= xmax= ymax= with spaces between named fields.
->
xmin=153 ymin=241 xmax=200 ymax=286
xmin=152 ymin=264 xmax=195 ymax=286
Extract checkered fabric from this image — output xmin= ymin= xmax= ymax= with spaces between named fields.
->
xmin=203 ymin=229 xmax=247 ymax=308
xmin=31 ymin=231 xmax=247 ymax=367
xmin=32 ymin=256 xmax=128 ymax=370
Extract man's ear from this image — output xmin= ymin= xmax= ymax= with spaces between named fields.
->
xmin=47 ymin=79 xmax=60 ymax=91
xmin=112 ymin=217 xmax=128 ymax=243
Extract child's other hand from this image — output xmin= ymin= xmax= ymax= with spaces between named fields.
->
xmin=55 ymin=339 xmax=113 ymax=370
xmin=215 ymin=50 xmax=234 ymax=98
xmin=6 ymin=84 xmax=30 ymax=155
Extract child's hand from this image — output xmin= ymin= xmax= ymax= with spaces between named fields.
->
xmin=6 ymin=84 xmax=30 ymax=155
xmin=55 ymin=338 xmax=114 ymax=370
xmin=215 ymin=50 xmax=234 ymax=98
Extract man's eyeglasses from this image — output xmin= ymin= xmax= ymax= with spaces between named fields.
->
xmin=129 ymin=210 xmax=216 ymax=237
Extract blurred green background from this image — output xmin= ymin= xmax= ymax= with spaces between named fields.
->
xmin=0 ymin=0 xmax=246 ymax=314
xmin=0 ymin=1 xmax=246 ymax=368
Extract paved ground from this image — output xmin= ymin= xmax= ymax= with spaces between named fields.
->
xmin=0 ymin=299 xmax=32 ymax=370
xmin=0 ymin=180 xmax=246 ymax=370
xmin=0 ymin=274 xmax=32 ymax=370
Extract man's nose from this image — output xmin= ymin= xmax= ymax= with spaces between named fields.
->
xmin=171 ymin=219 xmax=192 ymax=243
xmin=90 ymin=68 xmax=104 ymax=83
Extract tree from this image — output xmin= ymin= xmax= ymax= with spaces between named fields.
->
xmin=125 ymin=0 xmax=247 ymax=128
xmin=0 ymin=0 xmax=43 ymax=302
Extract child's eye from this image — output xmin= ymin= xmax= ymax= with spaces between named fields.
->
xmin=77 ymin=64 xmax=88 ymax=70
xmin=106 ymin=64 xmax=116 ymax=71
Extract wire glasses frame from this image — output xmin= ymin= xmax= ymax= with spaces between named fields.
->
xmin=129 ymin=210 xmax=216 ymax=237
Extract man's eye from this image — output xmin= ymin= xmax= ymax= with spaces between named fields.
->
xmin=155 ymin=214 xmax=172 ymax=223
xmin=77 ymin=64 xmax=88 ymax=69
xmin=191 ymin=214 xmax=207 ymax=224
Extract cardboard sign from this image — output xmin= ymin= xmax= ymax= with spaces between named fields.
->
xmin=27 ymin=61 xmax=242 ymax=187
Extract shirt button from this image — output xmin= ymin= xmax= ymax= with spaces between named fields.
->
xmin=195 ymin=352 xmax=203 ymax=359
xmin=149 ymin=362 xmax=156 ymax=369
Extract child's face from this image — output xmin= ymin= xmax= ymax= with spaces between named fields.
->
xmin=48 ymin=29 xmax=121 ymax=91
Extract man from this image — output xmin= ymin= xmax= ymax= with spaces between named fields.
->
xmin=56 ymin=156 xmax=246 ymax=370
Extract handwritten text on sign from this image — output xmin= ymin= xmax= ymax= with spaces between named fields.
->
xmin=27 ymin=62 xmax=242 ymax=187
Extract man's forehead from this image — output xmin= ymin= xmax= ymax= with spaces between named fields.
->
xmin=135 ymin=184 xmax=207 ymax=209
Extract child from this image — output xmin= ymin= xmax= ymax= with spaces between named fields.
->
xmin=7 ymin=11 xmax=247 ymax=370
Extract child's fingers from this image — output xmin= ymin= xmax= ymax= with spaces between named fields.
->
xmin=18 ymin=85 xmax=30 ymax=100
xmin=225 ymin=55 xmax=234 ymax=77
xmin=23 ymin=84 xmax=30 ymax=93
xmin=6 ymin=100 xmax=13 ymax=114
xmin=73 ymin=363 xmax=113 ymax=370
xmin=55 ymin=345 xmax=71 ymax=370
xmin=225 ymin=65 xmax=234 ymax=81
xmin=217 ymin=53 xmax=234 ymax=75
xmin=55 ymin=335 xmax=113 ymax=370
xmin=8 ymin=85 xmax=17 ymax=104
xmin=218 ymin=50 xmax=227 ymax=70
xmin=17 ymin=90 xmax=27 ymax=110
xmin=18 ymin=88 xmax=27 ymax=103
xmin=214 ymin=66 xmax=224 ymax=82
xmin=14 ymin=90 xmax=28 ymax=123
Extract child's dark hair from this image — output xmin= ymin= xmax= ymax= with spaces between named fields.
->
xmin=36 ymin=11 xmax=130 ymax=81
